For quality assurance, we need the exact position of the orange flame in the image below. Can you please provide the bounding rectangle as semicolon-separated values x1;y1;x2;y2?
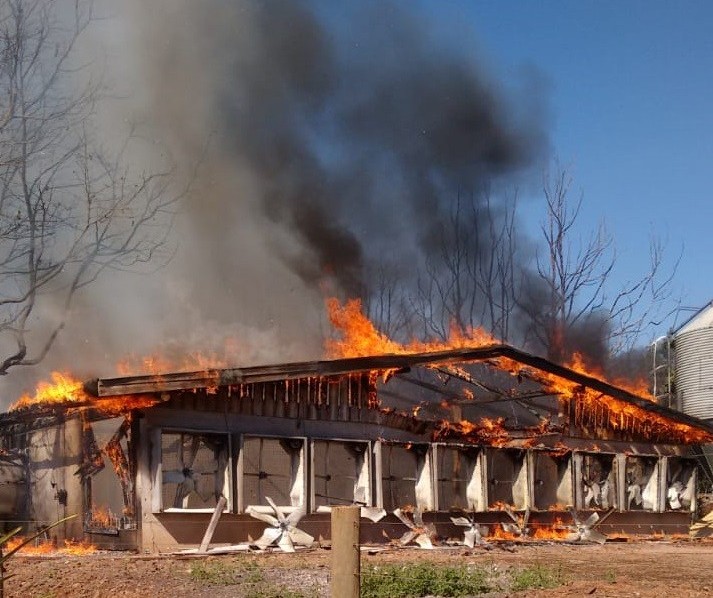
531;518;570;540
9;372;158;416
566;352;654;401
5;536;96;555
87;506;114;529
433;417;510;446
489;527;520;541
325;298;712;445
325;298;496;358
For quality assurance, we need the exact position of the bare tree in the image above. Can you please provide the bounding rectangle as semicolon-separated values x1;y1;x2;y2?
410;190;519;342
0;0;183;374
519;165;679;363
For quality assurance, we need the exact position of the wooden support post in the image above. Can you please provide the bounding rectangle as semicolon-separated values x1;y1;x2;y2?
331;506;360;598
199;495;227;553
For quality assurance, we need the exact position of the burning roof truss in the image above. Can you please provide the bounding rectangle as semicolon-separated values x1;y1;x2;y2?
72;344;713;448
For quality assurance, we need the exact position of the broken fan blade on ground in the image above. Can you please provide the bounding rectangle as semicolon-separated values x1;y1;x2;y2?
393;508;436;549
501;506;529;538
567;509;607;544
450;516;483;548
246;496;314;552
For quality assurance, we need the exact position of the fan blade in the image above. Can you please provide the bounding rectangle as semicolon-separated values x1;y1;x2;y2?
582;529;607;544
393;509;414;529
399;530;418;546
501;522;519;535
288;527;314;548
254;527;282;550
413;509;425;528
361;507;386;522
173;481;192;508
277;532;295;553
286;506;307;528
186;435;201;469
463;529;476;548
414;533;434;549
163;470;187;484
503;505;519;524
265;496;287;524
451;516;471;527
584;512;600;529
246;507;279;527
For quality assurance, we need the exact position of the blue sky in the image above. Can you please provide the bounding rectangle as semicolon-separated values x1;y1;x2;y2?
419;1;713;326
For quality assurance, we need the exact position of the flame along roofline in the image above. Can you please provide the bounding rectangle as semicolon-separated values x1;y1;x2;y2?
83;343;713;436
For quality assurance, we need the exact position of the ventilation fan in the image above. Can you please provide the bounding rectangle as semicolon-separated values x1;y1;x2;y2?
162;435;218;508
247;496;314;552
566;509;607;544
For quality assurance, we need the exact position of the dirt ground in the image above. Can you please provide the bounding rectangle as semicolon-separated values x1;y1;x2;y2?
4;540;713;597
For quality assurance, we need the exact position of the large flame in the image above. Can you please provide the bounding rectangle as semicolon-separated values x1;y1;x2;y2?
5;536;96;555
326;298;713;445
9;371;157;416
325;297;496;358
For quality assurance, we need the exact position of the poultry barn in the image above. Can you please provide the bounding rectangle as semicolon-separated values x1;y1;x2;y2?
0;340;711;553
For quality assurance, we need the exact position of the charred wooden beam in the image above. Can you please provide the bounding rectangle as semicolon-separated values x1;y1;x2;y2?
82;344;713;436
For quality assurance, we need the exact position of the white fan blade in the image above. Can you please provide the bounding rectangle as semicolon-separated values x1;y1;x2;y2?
288;527;314;548
450;517;471;527
464;529;476;548
582;529;607;544
584;512;600;528
414;533;434;549
286;507;307;528
265;496;287;524
399;530;418;546
163;470;187;484
246;507;279;527
187;436;201;469
393;509;414;529
503;505;519;524
501;522;519;535
254;527;282;549
277;532;295;553
361;507;386;522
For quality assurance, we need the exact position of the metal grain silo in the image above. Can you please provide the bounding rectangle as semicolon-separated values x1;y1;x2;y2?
675;303;713;421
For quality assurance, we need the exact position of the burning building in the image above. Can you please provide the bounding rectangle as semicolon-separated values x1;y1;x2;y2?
1;311;711;552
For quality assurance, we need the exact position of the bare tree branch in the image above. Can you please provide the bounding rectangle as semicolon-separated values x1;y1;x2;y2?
0;0;185;374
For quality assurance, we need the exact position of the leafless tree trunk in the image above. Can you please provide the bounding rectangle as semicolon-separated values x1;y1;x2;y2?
519;165;679;364
410;189;519;342
0;0;184;374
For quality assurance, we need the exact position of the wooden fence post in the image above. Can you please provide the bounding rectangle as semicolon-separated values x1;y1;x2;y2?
331;506;360;598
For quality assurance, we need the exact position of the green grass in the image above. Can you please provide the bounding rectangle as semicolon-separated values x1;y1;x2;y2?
361;562;491;598
189;559;311;597
510;564;564;591
189;560;240;585
245;587;309;598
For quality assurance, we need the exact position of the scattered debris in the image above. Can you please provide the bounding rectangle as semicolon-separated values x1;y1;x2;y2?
450;515;484;548
393;508;437;549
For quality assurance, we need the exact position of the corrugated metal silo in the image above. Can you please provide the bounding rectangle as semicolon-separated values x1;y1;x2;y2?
675;303;713;421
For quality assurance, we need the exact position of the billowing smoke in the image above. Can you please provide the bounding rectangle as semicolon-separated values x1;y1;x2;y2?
136;1;545;296
3;0;553;401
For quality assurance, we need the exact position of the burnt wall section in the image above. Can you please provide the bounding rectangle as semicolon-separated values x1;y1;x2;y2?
131;406;699;552
27;418;84;540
